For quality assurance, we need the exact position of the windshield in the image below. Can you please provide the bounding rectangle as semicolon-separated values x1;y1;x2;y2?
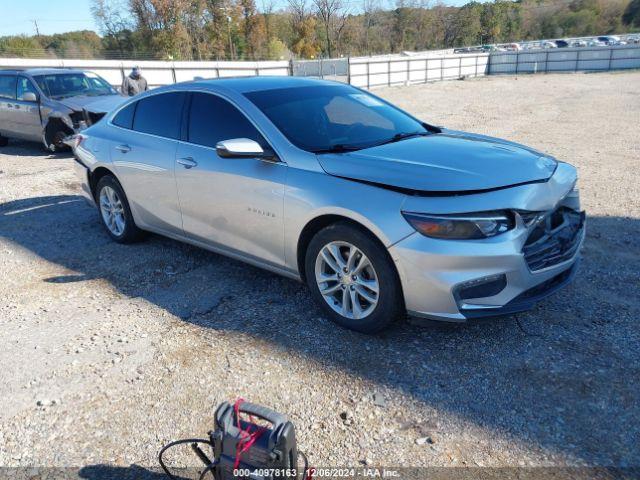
244;85;428;153
34;72;116;100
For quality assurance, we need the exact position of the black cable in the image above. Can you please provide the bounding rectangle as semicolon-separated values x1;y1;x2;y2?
158;438;215;480
298;451;309;480
198;461;219;480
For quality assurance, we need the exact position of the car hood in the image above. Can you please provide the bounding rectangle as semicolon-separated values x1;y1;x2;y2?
59;94;126;113
316;130;558;193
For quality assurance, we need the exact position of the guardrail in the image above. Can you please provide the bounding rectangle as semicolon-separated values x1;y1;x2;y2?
0;58;290;89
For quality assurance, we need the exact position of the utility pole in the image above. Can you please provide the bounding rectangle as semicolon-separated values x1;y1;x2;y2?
32;19;41;37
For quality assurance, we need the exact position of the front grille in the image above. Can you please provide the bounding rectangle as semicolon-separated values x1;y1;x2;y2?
523;207;585;271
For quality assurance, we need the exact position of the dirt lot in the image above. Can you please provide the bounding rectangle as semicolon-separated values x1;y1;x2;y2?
1;71;639;474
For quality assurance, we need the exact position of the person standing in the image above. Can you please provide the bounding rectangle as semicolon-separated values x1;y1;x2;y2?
121;66;148;96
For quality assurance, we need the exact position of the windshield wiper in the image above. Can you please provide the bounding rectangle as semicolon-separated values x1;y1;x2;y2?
312;144;363;154
373;131;430;147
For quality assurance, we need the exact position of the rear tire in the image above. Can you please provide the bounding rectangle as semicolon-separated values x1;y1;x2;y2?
95;175;146;243
304;222;403;334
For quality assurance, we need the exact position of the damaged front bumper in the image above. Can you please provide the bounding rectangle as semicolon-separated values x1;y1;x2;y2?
392;209;585;323
390;163;585;322
57;109;107;150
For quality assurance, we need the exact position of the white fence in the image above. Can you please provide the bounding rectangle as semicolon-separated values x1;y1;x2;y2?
0;58;290;88
348;53;490;88
347;44;640;88
488;44;640;74
1;43;639;91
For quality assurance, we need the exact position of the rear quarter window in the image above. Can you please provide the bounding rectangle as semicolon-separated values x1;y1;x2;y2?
112;102;136;129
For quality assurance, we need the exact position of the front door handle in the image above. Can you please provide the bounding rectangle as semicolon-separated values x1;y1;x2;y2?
115;144;131;153
177;157;197;169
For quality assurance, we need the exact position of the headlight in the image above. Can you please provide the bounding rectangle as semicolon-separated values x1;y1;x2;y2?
402;211;513;240
61;115;74;129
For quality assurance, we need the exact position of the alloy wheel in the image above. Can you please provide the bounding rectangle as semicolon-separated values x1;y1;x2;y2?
99;186;126;236
314;241;379;320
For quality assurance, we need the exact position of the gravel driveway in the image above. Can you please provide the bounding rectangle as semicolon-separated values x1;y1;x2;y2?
0;71;639;474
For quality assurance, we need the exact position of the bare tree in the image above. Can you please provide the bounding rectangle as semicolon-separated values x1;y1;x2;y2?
334;7;349;56
90;0;133;55
183;0;208;60
261;0;276;39
362;0;379;55
288;0;320;58
288;0;309;27
313;0;346;58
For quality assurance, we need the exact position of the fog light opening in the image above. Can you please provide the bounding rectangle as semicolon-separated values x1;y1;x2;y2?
455;274;507;302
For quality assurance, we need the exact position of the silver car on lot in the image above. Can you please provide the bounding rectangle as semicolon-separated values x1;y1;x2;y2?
0;68;125;151
72;77;585;333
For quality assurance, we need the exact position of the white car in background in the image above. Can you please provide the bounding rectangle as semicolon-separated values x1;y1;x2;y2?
598;35;625;46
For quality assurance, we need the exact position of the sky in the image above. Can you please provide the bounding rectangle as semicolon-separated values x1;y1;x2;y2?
0;0;99;36
0;0;491;37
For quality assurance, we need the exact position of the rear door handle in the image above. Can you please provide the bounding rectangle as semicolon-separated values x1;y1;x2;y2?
115;144;131;153
177;157;197;169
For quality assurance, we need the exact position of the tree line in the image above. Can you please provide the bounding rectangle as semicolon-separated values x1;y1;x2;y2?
1;0;639;61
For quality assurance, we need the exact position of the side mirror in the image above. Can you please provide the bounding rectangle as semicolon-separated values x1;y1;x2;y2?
22;92;38;102
216;138;265;159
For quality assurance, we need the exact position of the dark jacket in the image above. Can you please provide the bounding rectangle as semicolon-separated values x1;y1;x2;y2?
122;74;148;97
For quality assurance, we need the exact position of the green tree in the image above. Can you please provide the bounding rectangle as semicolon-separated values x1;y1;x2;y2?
623;0;640;28
0;36;47;58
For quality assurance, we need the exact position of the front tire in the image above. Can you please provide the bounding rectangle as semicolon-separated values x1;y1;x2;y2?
44;122;71;152
95;175;146;243
49;130;69;152
305;222;403;333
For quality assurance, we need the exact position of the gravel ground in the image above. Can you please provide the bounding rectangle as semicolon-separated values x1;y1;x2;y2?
0;72;639;474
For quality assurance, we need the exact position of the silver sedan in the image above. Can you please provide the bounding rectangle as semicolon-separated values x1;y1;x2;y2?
72;77;584;333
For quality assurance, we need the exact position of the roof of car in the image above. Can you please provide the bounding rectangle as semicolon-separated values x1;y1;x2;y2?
0;68;90;76
177;75;345;94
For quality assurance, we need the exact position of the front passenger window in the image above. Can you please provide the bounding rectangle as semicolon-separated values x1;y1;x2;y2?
188;92;266;149
16;77;38;101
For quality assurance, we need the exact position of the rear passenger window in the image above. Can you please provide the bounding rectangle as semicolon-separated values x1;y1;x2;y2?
132;92;185;139
112;102;136;129
0;75;17;100
188;92;265;148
